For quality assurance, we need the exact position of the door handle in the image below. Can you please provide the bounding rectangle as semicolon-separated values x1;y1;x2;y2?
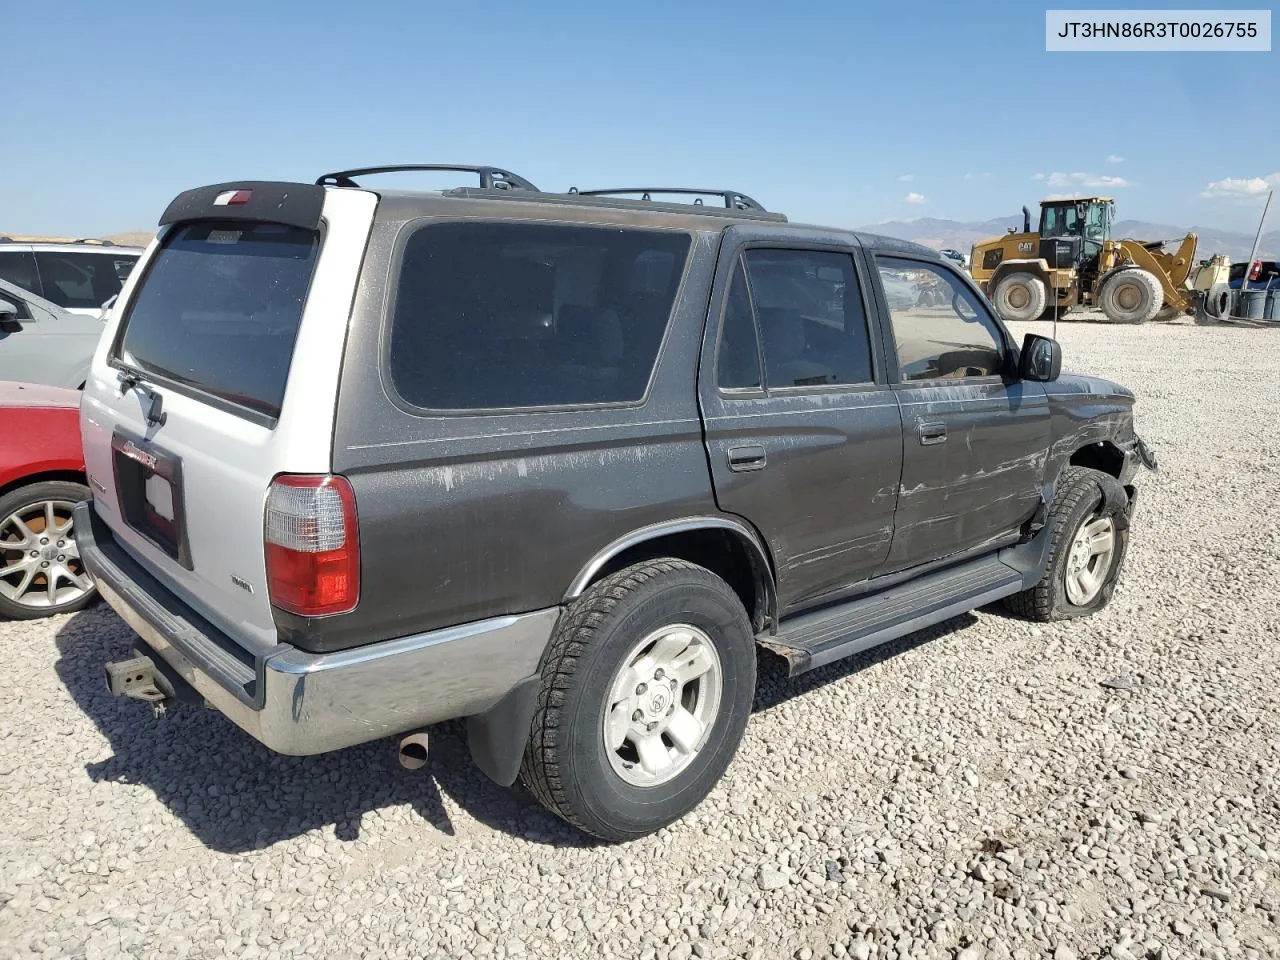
727;445;767;472
916;421;947;445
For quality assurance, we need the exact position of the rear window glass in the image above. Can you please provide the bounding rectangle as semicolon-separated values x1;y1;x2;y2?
389;221;691;409
116;221;319;419
35;251;137;310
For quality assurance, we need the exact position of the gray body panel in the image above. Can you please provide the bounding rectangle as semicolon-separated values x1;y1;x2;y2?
0;277;103;388
1042;373;1139;481
887;379;1050;570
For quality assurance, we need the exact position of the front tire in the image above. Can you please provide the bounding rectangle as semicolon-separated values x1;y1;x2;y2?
1099;269;1162;324
520;559;756;841
992;272;1048;322
1004;467;1129;622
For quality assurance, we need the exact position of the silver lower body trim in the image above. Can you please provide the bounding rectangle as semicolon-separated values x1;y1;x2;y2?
97;574;559;755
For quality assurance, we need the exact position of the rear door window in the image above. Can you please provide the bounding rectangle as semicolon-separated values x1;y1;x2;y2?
389;221;691;410
743;248;874;389
115;221;320;419
34;251;136;309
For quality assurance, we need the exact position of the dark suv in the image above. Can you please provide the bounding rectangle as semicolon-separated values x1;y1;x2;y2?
77;165;1154;840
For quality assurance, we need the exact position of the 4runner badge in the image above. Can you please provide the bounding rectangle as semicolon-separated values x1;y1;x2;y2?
119;441;157;470
230;575;254;594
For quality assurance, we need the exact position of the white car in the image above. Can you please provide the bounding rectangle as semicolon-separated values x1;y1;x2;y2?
0;241;142;317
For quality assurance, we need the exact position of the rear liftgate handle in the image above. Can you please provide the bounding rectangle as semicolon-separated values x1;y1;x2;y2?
727;444;768;472
916;420;947;446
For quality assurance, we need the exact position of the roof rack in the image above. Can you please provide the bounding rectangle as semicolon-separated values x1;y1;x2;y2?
315;164;538;191
567;187;769;213
0;236;114;245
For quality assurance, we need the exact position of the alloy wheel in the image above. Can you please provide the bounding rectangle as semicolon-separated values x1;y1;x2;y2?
602;624;723;787
0;499;94;610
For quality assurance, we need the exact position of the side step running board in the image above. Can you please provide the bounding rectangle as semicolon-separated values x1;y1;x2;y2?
762;554;1024;676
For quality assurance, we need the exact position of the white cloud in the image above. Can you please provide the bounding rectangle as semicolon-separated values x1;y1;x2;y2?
1045;171;1131;189
904;192;927;205
963;172;973;181
1200;172;1280;199
1031;172;1046;181
898;174;914;182
1106;154;1125;164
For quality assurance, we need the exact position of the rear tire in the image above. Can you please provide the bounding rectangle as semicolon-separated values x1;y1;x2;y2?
1098;269;1162;324
992;272;1048;322
1004;467;1129;622
520;559;756;841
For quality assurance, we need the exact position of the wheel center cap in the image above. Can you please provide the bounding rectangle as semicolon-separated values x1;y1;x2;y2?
647;689;669;717
40;545;58;562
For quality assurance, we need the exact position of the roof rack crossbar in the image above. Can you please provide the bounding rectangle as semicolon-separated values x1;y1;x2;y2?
568;187;768;212
316;164;539;191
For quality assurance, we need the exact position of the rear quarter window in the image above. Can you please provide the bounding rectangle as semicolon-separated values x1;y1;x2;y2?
388;221;692;410
34;250;135;309
115;221;319;419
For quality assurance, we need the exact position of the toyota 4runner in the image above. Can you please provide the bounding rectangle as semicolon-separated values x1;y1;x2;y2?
77;165;1155;841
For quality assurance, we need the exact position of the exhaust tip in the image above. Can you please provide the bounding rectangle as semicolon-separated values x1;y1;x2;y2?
398;731;430;770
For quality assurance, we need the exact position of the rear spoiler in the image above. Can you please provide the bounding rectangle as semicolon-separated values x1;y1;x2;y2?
159;181;326;231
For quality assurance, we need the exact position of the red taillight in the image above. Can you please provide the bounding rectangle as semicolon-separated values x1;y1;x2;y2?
264;475;359;617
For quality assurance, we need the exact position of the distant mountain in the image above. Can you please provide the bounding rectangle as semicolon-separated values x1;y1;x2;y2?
1;230;155;247
106;230;155;247
858;216;1278;261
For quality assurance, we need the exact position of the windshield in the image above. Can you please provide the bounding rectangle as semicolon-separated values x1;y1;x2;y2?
115;221;320;419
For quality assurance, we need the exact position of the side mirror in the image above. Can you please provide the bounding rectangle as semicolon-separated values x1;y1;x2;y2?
1019;333;1061;382
0;298;19;321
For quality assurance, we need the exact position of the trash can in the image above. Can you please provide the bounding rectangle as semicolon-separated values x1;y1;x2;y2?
1238;289;1267;320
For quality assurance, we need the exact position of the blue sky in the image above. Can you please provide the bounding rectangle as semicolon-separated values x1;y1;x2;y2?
4;0;1276;236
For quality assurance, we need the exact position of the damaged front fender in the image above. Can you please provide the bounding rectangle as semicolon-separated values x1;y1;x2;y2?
1129;436;1158;471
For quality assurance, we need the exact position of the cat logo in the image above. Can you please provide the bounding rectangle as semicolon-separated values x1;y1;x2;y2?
1018;241;1034;254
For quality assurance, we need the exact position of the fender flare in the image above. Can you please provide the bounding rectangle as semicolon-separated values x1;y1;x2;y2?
564;515;778;628
988;259;1051;293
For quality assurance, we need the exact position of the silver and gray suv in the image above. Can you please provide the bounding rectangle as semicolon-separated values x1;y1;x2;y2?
76;166;1154;841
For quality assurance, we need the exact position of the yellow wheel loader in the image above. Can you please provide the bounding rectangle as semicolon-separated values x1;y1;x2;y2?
969;197;1200;324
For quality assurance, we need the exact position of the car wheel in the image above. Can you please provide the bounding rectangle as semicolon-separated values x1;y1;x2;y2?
1004;467;1129;622
0;480;97;620
520;558;756;841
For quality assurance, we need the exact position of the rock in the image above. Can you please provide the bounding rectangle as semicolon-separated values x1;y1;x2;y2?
757;866;788;891
1100;676;1135;691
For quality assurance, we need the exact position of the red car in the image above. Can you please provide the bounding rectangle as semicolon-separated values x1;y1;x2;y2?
0;381;95;618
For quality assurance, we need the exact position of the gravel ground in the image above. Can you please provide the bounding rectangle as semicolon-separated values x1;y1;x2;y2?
3;318;1279;960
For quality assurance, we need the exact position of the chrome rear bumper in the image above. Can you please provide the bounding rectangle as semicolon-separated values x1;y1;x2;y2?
75;502;559;755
